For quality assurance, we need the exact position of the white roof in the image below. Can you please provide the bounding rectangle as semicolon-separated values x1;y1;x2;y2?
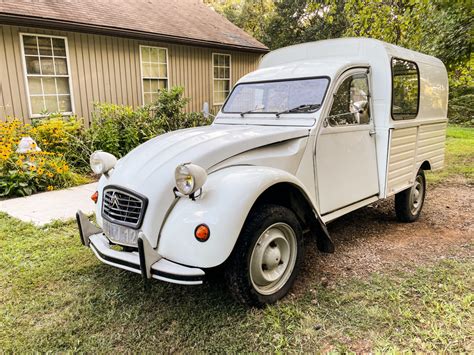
239;59;358;83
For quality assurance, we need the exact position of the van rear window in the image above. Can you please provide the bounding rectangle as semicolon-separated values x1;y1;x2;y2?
391;58;419;120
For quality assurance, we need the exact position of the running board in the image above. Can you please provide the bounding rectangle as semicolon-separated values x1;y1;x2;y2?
321;196;379;224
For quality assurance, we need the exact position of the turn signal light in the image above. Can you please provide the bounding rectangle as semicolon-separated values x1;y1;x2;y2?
91;191;99;204
195;224;210;242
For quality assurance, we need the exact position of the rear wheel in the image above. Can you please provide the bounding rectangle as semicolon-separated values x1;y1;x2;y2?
395;169;426;222
225;204;304;307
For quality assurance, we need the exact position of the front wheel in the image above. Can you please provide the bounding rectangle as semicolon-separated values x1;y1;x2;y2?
225;204;304;307
395;169;426;222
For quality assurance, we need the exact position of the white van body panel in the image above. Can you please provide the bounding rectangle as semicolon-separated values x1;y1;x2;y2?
157;166;317;268
250;38;448;198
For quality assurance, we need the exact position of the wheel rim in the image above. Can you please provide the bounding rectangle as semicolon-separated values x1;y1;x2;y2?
409;175;424;215
249;223;297;295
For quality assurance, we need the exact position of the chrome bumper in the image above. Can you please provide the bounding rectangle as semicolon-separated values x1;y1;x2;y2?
76;210;205;285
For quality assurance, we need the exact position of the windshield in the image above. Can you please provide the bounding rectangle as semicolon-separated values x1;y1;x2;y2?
222;77;330;115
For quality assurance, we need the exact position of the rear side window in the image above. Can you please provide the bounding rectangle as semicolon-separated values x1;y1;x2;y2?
391;58;419;120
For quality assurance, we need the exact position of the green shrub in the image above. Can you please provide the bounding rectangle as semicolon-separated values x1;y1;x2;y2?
88;87;212;158
87;104;162;158
151;87;212;131
448;85;474;127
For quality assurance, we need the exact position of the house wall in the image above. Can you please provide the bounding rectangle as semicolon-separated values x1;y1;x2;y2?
0;24;262;123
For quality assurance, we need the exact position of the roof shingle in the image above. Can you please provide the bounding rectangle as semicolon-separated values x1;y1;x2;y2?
0;0;268;52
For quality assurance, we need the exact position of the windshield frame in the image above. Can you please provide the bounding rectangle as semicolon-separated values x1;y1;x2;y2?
221;76;331;115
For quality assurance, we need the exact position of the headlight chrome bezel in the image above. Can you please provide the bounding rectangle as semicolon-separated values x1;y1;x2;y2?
175;163;207;197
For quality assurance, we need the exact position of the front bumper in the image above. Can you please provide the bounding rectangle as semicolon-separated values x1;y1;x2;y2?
76;210;205;285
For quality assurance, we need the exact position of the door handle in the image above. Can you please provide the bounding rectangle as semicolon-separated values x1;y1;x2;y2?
369;130;376;136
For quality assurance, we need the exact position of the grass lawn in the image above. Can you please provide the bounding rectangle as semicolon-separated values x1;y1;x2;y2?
426;125;474;185
0;125;473;352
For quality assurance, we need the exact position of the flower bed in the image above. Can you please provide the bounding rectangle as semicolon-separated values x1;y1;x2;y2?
0;86;211;198
0;119;89;197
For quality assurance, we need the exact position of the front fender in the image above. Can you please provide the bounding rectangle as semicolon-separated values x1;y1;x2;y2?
157;165;317;268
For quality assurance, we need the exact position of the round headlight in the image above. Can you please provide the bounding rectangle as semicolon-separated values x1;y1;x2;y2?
90;151;117;175
175;163;207;196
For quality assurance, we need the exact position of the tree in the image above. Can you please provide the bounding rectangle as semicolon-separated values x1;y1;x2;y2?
204;0;276;45
343;0;432;49
420;0;472;69
343;0;472;71
265;0;349;49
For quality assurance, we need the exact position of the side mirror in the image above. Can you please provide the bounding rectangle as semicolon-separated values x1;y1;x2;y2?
202;102;215;119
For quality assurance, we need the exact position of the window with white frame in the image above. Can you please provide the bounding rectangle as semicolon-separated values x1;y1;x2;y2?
140;46;168;105
20;34;73;117
213;53;231;105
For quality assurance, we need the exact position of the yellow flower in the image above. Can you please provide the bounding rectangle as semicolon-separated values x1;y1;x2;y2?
47;186;54;191
37;168;44;175
29;165;36;172
46;172;53;178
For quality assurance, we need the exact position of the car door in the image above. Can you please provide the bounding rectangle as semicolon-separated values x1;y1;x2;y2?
315;68;379;215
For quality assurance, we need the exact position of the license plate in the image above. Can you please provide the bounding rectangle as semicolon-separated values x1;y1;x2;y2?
103;219;139;246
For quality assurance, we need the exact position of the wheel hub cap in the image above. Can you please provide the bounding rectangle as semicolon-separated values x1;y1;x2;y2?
410;175;424;215
249;223;297;295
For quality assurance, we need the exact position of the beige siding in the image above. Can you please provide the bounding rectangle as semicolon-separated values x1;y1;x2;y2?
0;24;262;123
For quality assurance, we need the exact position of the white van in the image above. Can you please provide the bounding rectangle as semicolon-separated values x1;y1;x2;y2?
77;38;448;307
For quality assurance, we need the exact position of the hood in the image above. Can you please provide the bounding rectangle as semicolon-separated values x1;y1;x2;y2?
103;124;309;247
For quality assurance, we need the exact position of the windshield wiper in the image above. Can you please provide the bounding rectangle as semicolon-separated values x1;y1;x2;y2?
240;108;263;117
275;104;321;117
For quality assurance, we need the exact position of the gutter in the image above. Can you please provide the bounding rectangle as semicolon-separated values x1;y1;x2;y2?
0;13;270;54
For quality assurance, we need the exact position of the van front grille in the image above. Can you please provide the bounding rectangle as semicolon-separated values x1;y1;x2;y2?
102;187;147;229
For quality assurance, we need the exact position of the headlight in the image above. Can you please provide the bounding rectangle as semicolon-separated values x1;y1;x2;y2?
90;151;117;175
175;163;207;196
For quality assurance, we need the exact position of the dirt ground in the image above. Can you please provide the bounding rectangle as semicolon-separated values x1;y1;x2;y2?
294;178;474;291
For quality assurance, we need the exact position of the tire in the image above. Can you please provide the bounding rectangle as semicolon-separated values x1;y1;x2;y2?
225;204;304;307
395;169;426;222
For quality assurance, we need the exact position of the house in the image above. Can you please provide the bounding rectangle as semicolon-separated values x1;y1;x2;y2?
0;0;268;123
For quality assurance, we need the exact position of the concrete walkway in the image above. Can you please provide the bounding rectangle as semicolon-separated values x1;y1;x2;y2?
0;182;98;226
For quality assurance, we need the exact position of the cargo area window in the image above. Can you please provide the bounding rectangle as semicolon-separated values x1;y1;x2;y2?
327;73;370;126
20;34;73;117
391;58;419;120
140;46;168;105
213;53;231;105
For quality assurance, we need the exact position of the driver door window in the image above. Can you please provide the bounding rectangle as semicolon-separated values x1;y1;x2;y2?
328;74;370;126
